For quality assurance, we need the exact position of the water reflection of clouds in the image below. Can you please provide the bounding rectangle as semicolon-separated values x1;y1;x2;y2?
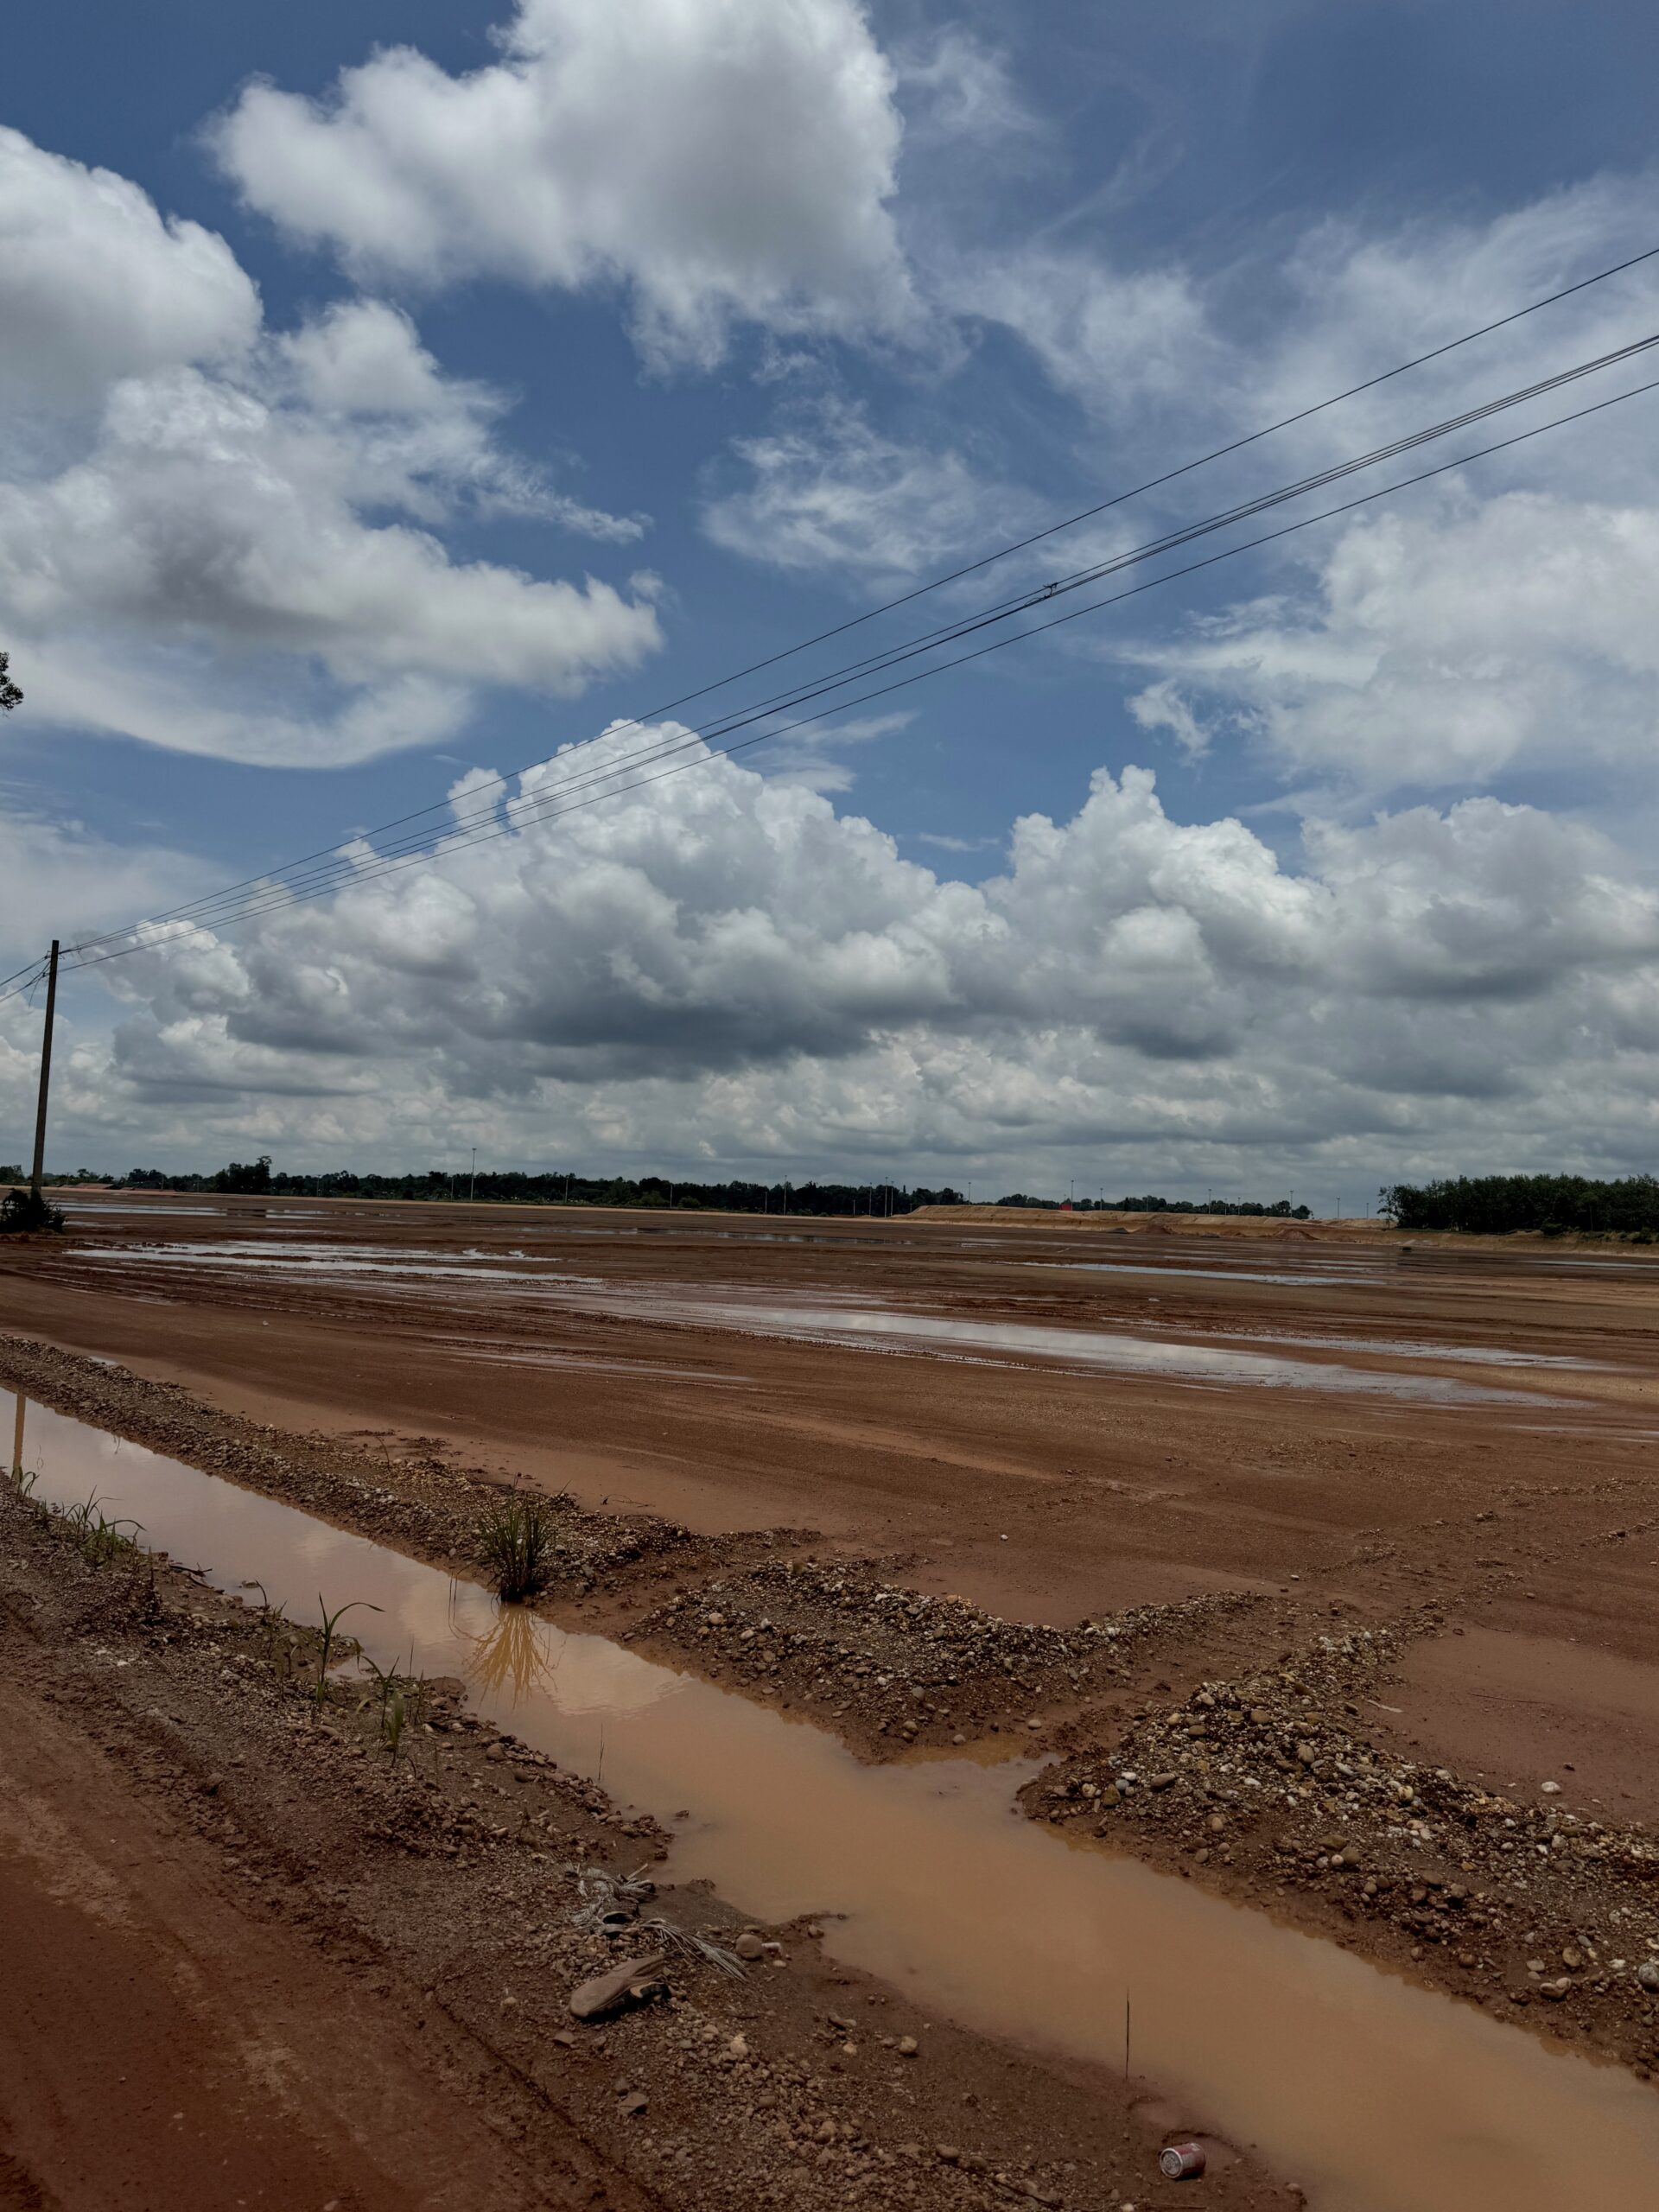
84;1240;594;1288
672;1301;1559;1407
86;1240;1573;1406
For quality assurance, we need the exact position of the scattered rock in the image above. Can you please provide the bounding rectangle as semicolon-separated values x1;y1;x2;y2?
632;1562;1255;1753
1023;1618;1659;2068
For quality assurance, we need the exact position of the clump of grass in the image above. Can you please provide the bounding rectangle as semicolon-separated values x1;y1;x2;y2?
311;1593;381;1716
475;1490;560;1602
57;1491;143;1565
361;1649;425;1763
248;1583;293;1671
382;1682;409;1761
251;1592;307;1672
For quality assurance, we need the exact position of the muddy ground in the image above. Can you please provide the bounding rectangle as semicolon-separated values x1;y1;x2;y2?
1;1381;1277;2212
5;1198;1659;2199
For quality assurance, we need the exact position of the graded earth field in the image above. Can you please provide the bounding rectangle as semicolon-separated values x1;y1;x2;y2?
5;1197;1659;2210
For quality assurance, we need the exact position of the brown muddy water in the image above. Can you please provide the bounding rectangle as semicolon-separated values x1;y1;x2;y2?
9;1385;1659;2212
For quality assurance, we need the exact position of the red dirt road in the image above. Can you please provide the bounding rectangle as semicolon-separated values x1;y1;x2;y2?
0;1669;597;2212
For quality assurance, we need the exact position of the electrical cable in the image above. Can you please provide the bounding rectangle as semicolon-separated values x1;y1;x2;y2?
58;352;1659;960
64;326;1659;957
0;963;48;1010
55;361;1659;984
60;242;1659;959
0;957;48;995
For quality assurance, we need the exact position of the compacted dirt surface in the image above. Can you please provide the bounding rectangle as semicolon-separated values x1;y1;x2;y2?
6;1195;1659;2203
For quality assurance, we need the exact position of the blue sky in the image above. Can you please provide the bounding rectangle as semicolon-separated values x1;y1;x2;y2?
3;0;1659;1197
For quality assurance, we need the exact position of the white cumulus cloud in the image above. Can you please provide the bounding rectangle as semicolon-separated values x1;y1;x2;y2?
944;175;1659;804
0;130;660;768
0;124;260;407
211;0;918;369
22;734;1659;1189
1116;489;1659;794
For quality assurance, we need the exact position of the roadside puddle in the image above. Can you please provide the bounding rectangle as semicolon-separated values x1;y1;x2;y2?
10;1383;1659;2212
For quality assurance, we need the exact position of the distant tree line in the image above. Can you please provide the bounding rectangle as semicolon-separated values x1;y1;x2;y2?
26;1157;963;1216
2;1157;1321;1217
1382;1174;1659;1236
28;1157;1657;1233
996;1192;1313;1218
0;1164;103;1185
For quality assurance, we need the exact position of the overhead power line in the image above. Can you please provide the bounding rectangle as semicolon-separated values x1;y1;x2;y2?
38;354;1659;996
56;240;1659;965
56;326;1659;968
0;957;49;996
76;321;1659;955
0;969;51;1011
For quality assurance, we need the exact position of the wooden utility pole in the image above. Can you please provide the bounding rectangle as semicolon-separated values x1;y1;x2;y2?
29;941;60;1199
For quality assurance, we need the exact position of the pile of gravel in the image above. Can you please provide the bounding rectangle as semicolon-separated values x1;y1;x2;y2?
631;1559;1255;1749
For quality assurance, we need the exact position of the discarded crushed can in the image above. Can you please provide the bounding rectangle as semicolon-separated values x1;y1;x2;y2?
1160;2143;1206;2180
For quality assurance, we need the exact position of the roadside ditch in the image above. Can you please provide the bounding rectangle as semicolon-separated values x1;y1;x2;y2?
7;1356;1659;2211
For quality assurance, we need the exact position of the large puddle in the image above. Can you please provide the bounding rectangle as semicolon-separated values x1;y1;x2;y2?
666;1300;1565;1402
61;1201;232;1217
1197;1330;1598;1370
9;1387;1659;2211
80;1243;1566;1406
1037;1259;1401;1288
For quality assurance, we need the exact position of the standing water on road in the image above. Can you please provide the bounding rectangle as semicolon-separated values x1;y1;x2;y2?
10;1384;1659;2212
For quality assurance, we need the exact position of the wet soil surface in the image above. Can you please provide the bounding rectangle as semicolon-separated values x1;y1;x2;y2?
5;1198;1659;2183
